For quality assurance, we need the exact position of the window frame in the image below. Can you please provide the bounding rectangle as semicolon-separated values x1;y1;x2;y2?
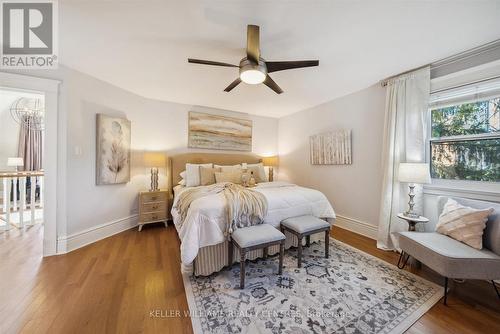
425;96;500;200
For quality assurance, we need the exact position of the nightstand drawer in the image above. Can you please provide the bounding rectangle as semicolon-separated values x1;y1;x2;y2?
138;189;169;231
142;202;166;213
140;211;167;223
141;192;167;203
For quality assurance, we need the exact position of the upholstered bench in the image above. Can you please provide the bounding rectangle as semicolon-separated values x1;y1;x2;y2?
281;215;331;267
230;224;286;289
398;196;500;305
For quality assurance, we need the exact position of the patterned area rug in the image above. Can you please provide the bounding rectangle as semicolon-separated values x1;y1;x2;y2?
183;238;443;334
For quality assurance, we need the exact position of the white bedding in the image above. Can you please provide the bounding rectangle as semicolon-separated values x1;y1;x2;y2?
172;181;335;265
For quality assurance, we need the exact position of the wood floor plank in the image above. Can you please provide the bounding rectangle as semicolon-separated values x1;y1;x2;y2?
1;224;498;333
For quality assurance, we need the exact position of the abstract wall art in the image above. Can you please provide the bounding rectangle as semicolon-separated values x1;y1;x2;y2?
309;129;352;165
188;111;252;151
96;114;131;184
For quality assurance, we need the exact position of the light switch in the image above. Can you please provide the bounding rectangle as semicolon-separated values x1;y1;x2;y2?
74;146;82;156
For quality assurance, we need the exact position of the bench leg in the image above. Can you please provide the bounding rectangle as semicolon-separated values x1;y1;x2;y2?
306;235;311;247
228;241;233;267
397;251;410;269
297;236;303;268
279;242;284;275
325;230;329;258
263;247;268;259
240;250;246;289
492;281;500;300
444;277;448;305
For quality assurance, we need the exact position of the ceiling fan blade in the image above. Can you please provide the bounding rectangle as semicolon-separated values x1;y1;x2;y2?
263;75;283;94
246;25;260;64
224;78;242;92
265;60;319;73
188;58;238;68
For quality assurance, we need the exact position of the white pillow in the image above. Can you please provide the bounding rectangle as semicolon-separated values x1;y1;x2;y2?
436;199;493;249
246;163;266;182
185;163;212;187
214;164;241;173
178;171;187;186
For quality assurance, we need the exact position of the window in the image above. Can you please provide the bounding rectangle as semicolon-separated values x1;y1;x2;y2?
430;97;499;182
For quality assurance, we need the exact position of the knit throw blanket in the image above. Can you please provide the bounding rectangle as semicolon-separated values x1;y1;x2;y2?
174;183;268;237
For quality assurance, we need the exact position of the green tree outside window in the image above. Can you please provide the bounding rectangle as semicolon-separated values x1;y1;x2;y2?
431;98;500;182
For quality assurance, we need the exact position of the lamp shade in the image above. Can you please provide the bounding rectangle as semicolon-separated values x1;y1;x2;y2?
7;157;24;167
262;156;278;167
398;163;431;184
143;152;166;168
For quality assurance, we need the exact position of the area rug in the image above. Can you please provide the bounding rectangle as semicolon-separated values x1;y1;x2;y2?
183;238;443;334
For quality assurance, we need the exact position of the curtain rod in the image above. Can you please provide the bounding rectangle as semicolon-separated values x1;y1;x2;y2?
380;64;430;86
380;39;500;87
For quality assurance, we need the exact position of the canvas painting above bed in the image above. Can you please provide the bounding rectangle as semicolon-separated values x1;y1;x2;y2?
188;112;252;151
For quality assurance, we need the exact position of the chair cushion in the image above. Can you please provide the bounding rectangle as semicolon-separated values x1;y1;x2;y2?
399;231;500;280
281;215;330;234
232;224;285;248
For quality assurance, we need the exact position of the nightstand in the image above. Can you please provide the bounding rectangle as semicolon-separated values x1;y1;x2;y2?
138;189;168;231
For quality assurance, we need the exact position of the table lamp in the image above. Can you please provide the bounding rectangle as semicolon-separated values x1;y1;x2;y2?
398;162;431;218
143;152;166;191
262;156;279;182
7;157;24;171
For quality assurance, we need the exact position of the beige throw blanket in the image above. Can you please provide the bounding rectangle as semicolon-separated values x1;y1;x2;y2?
174;183;268;237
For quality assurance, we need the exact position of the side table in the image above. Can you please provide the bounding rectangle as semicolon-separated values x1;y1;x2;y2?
396;213;429;269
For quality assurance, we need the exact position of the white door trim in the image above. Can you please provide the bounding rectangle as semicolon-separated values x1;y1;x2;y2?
0;71;63;256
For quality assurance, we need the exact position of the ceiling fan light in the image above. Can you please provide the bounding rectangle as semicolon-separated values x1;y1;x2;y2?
240;69;266;84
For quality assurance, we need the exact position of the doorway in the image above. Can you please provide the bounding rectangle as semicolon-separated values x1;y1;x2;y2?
0;71;61;256
0;88;45;231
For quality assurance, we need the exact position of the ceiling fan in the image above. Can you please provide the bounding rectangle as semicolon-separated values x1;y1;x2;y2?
188;25;319;94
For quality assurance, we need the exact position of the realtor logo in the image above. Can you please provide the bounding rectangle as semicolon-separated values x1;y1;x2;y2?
1;0;58;68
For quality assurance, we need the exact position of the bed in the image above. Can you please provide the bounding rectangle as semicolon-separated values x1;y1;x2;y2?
168;153;336;276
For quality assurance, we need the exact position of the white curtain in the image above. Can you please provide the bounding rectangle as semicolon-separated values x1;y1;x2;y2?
377;67;430;250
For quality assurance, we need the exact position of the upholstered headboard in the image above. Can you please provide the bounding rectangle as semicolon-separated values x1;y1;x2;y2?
168;152;262;195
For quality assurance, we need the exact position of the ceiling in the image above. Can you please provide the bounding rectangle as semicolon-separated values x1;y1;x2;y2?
59;0;500;118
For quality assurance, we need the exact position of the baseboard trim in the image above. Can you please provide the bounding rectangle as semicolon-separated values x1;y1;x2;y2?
57;214;138;253
56;213;375;253
334;215;378;240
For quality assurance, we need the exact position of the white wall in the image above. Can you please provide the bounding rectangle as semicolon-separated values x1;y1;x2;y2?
278;84;386;237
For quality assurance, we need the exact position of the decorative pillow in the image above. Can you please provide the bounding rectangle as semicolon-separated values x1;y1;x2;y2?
246;163;267;183
178;171;187;185
436;199;493;249
214;164;241;173
200;166;221;186
215;170;243;184
185;163;213;187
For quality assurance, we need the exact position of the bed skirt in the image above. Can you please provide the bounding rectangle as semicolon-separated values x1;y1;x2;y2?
183;230;324;276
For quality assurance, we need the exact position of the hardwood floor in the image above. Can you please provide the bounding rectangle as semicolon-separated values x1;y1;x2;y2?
1;224;499;333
